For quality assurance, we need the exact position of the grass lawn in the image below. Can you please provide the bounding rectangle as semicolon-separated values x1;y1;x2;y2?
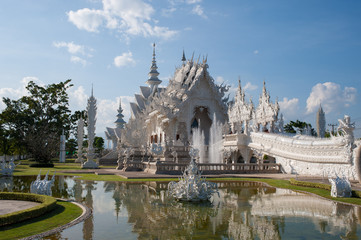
0;200;83;240
11;159;361;206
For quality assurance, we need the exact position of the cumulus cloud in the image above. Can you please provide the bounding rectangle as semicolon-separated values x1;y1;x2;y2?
67;0;178;40
306;82;357;114
53;41;87;55
279;97;300;120
243;82;257;91
53;41;93;65
70;56;87;66
114;51;136;67
192;5;207;18
186;0;202;4
0;77;44;110
68;8;104;33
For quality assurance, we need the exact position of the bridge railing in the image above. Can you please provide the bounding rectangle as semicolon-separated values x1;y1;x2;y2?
134;161;281;175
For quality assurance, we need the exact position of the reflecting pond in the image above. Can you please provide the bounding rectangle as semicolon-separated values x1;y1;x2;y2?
1;176;361;239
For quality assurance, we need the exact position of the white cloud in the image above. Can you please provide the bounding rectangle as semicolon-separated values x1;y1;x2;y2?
186;0;202;4
162;7;176;17
0;77;43;110
279;97;300;120
67;8;105;33
306;82;357;114
114;52;136;67
253;50;259;55
243;82;257;91
68;85;88;110
53;41;86;55
191;5;207;19
67;0;178;40
70;56;87;66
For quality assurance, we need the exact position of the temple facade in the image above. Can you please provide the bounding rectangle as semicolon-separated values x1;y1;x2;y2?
101;45;361;182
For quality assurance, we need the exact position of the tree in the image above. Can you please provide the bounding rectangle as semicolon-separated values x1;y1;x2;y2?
284;120;316;136
0;121;15;160
66;138;77;157
94;136;104;154
0;80;73;163
81;136;104;155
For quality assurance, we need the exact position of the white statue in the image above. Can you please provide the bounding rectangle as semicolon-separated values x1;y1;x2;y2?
76;117;84;163
30;170;56;196
82;87;99;169
0;158;20;176
59;129;66;163
329;175;352;198
168;148;219;201
337;115;355;141
151;143;163;155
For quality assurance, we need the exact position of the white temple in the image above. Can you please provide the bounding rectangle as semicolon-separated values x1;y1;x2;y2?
102;45;361;183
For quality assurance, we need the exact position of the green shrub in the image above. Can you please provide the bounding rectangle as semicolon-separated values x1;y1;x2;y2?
0;192;57;226
352;190;361;198
29;163;54;168
289;178;331;191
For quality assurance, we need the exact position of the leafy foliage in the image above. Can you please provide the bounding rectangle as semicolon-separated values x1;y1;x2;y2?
284;120;316;136
0;80;73;163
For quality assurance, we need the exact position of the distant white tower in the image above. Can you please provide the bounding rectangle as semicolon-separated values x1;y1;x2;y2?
115;99;126;129
145;43;162;94
76;117;84;163
59;130;66;163
82;86;99;169
316;104;326;138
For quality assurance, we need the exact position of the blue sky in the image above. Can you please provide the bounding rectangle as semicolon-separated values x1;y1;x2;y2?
0;0;360;138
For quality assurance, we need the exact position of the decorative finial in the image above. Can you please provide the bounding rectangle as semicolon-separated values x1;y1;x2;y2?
91;84;94;97
182;49;186;63
146;42;162;90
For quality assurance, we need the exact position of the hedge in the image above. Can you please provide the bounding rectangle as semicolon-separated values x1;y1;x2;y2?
0;192;57;226
289;178;331;191
289;178;361;199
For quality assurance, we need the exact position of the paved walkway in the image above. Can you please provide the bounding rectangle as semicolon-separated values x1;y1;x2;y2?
0;200;39;215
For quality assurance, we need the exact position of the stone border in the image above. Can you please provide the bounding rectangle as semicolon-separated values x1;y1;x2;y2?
20;199;92;240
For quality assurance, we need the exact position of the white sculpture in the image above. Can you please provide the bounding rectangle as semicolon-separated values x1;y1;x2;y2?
82;87;99;169
168;148;219;201
329;175;352;198
0;158;20;176
151;143;163;155
228;79;254;135
316;105;326;138
59;129;66;163
76;117;84;163
30;170;55;196
337;115;355;142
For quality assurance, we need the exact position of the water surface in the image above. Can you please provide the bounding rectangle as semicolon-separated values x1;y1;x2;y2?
1;176;360;239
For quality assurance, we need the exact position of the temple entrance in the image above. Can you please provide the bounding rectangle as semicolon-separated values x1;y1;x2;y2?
191;106;212;145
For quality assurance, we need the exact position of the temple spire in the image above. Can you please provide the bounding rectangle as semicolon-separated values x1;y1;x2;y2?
115;98;126;129
145;43;162;91
182;49;186;65
316;104;326;138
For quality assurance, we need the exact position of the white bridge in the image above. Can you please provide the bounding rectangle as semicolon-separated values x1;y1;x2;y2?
223;132;361;180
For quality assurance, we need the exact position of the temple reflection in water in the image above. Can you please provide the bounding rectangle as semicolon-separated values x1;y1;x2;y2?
2;176;361;239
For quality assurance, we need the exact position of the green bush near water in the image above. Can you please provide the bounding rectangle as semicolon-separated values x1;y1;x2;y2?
0;192;57;226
